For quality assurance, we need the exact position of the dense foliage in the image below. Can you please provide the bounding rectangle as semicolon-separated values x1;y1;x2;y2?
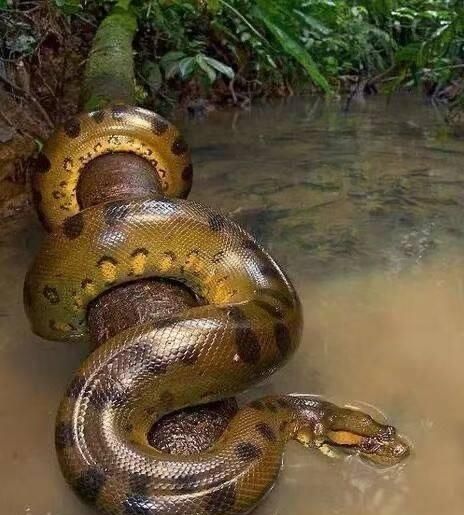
127;0;464;102
1;0;464;107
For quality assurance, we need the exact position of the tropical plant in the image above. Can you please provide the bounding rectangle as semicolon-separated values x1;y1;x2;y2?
3;0;464;110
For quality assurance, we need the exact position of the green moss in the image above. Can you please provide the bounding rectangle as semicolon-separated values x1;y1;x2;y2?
80;6;138;112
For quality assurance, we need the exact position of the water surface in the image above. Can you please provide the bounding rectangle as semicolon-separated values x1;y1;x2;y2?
2;95;463;514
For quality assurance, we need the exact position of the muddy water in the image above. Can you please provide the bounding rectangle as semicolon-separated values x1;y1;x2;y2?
2;95;464;514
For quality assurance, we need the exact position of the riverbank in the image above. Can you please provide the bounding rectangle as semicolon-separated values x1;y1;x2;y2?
1;1;463;215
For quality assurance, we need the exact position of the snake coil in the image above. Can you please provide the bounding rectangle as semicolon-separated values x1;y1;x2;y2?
24;105;409;515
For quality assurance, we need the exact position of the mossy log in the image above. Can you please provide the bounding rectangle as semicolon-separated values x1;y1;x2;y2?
80;3;138;112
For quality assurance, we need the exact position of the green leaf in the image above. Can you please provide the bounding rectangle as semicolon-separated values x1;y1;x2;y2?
160;51;186;79
160;51;186;67
202;56;235;79
53;0;82;15
253;4;331;93
294;10;331;36
196;55;217;83
178;56;195;79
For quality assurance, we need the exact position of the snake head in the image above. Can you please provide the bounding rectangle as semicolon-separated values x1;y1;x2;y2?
322;405;410;466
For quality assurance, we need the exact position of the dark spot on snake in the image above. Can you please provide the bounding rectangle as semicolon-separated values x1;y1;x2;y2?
111;105;128;120
66;375;86;399
103;201;132;226
228;308;261;364
253;299;284;320
123;494;153;515
236;328;261;364
258;261;281;281
204;484;237;514
97;255;118;267
63;213;84;239
171;136;188;156
274;322;292;356
182;164;193;181
228;306;261;363
55;422;74;450
52;190;62;199
35;152;51;174
256;422;277;442
243;239;261;252
81;278;93;289
208;213;228;232
91;110;105;123
151;117;169;135
235;442;262;462
42;285;60;304
64;117;81;138
129;473;150;496
249;400;266;411
74;468;105;504
131;247;149;258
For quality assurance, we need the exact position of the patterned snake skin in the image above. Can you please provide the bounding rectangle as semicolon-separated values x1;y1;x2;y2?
24;106;409;515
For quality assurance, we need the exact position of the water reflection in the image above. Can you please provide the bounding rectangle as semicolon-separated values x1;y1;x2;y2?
1;95;463;514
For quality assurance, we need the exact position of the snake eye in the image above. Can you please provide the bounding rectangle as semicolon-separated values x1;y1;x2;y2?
380;425;396;440
393;445;404;456
360;438;381;454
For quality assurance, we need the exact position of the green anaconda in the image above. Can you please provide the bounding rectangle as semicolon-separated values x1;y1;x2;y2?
24;106;409;515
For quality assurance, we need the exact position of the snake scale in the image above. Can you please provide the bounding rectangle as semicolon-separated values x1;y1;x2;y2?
24;106;409;515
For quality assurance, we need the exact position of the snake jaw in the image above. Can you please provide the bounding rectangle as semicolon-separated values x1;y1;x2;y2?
325;425;410;466
357;432;410;466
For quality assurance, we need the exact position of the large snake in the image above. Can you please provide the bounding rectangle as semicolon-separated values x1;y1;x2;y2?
24;106;409;515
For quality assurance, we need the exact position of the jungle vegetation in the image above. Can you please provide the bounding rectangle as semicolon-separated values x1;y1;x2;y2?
1;0;464;112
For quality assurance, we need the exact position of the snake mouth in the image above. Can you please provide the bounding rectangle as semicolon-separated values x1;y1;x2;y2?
326;427;411;466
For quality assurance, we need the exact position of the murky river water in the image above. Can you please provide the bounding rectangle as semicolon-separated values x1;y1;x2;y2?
2;95;464;514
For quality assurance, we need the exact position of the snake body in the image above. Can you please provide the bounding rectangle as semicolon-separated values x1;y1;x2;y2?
25;106;409;515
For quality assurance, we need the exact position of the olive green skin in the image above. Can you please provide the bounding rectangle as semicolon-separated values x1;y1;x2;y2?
24;107;409;515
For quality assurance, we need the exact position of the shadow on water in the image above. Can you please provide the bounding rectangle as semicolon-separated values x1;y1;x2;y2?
1;95;464;514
